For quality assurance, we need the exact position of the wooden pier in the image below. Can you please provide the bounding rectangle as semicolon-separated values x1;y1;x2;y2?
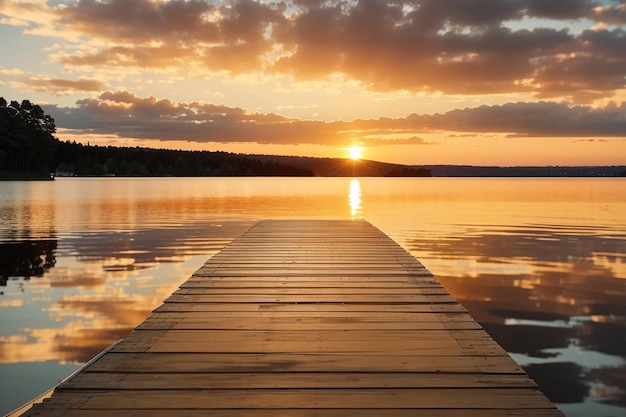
21;219;563;416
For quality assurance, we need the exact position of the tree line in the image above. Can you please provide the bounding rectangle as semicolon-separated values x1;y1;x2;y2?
55;142;313;177
0;98;57;176
0;98;313;177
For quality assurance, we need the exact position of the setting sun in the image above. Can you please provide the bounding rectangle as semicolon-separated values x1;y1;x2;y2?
347;145;363;160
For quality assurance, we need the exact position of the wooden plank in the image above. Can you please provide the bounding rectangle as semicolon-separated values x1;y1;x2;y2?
44;388;556;409
87;352;524;373
153;302;467;313
145;311;475;320
24;410;567;417
113;330;505;355
183;274;434;282
137;318;482;332
19;219;562;417
200;258;427;266
61;372;538;390
163;294;457;303
194;268;430;273
172;287;450;295
117;342;504;356
120;329;494;342
180;279;441;288
200;258;422;264
136;315;482;331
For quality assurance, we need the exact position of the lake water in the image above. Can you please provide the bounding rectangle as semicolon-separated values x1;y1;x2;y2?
0;177;625;416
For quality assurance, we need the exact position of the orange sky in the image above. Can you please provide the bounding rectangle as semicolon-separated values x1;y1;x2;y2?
1;0;625;166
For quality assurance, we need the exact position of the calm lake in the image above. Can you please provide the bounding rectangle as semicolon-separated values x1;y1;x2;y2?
1;177;625;416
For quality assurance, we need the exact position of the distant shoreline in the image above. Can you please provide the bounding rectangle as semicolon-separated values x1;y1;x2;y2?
0;173;54;181
2;165;624;180
422;165;626;177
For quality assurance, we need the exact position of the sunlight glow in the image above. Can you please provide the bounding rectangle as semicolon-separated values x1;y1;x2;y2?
347;145;363;160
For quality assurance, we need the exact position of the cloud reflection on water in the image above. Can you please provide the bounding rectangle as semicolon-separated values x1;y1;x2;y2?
0;221;252;365
405;223;626;409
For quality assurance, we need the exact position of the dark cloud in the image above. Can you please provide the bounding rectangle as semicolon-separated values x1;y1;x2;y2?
524;0;596;19
406;101;626;136
45;91;626;145
56;0;286;73
33;0;625;101
530;29;626;101
59;0;219;43
273;0;622;101
593;3;626;24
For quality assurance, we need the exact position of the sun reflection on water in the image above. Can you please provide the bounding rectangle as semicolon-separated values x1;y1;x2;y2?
349;179;362;218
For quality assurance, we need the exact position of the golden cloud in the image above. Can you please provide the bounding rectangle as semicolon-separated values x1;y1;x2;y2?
3;0;625;101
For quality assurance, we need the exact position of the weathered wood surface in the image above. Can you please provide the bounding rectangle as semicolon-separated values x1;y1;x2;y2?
22;219;563;416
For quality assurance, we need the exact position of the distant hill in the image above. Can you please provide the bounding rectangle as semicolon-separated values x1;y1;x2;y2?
237;155;625;177
424;165;626;177
253;155;430;177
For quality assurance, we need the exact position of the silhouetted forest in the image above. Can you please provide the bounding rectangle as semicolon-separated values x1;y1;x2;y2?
0;98;313;177
0;98;57;176
54;142;314;177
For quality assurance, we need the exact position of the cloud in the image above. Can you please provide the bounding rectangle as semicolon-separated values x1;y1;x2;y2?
405;101;626;136
26;77;107;95
593;4;626;25
46;90;350;146
525;0;596;20
358;135;431;146
4;0;626;102
0;0;54;25
54;0;286;73
0;67;24;76
532;28;626;102
45;91;626;146
0;65;106;95
273;1;621;101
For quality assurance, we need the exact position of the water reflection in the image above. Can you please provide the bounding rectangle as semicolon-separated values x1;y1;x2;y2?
349;179;362;218
404;223;626;411
1;177;625;417
0;240;57;286
0;221;251;366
